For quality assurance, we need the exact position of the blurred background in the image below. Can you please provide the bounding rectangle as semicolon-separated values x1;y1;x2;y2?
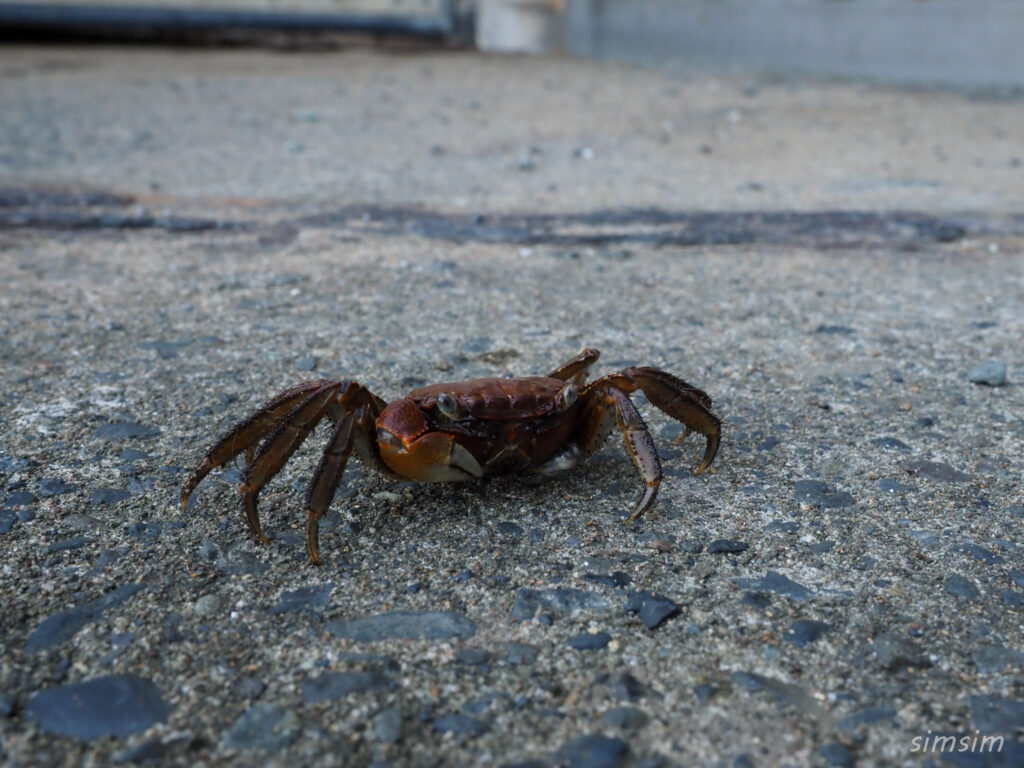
2;0;1022;88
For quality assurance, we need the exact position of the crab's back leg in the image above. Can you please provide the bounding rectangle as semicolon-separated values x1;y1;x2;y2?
240;384;345;543
602;367;721;476
181;380;337;510
547;347;601;386
576;384;662;522
304;409;358;565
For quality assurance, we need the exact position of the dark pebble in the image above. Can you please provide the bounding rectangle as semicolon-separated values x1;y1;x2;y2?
741;591;771;609
221;703;300;750
1000;589;1024;608
230;676;266;699
737;571;812;601
872;631;931;670
764;520;799;534
0;456;35;473
26;583;146;653
783;619;832;647
967;694;1024;733
25;674;170;739
372;707;403;743
601;706;649;730
582;571;632;589
497;521;523;539
463;692;509;715
871;436;910;452
117;448;149;461
512;587;611;621
808;540;835;554
302;671;392;703
836;705;896;732
0;693;15;718
126;521;162;540
271;583;334;614
505;641;538;666
968;360;1008;386
17;508;35;522
463;336;494;354
91;422;161;441
793;479;855;509
1010;569;1024;589
555;733;629;768
708;539;749;554
730;671;813;711
5;490;38;506
568;631;611;651
972;644;1024;674
944;573;980;600
818;742;854;767
0;509;16;533
625;591;681;629
456;647;492;665
45;537;93;553
909;532;937;548
325;611;476;641
39;477;77;497
91;488;131;505
432;713;489;736
598;672;648;702
138;340;183;359
901;460;972;483
954;542;1004;565
111;737;172;763
815;324;854;335
877;478;910;493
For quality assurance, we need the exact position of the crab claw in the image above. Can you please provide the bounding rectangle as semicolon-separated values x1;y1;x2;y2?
376;398;484;482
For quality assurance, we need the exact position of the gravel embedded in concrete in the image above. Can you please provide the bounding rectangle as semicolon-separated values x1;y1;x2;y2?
1;44;1023;768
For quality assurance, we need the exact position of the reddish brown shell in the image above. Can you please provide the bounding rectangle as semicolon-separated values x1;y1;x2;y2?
407;376;565;420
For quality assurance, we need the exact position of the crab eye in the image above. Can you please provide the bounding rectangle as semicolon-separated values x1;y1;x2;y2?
556;383;579;410
436;392;462;420
376;429;404;448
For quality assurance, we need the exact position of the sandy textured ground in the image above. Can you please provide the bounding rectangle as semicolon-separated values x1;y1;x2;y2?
1;45;1022;768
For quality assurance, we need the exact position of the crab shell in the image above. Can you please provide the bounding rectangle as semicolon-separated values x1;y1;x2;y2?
375;376;580;482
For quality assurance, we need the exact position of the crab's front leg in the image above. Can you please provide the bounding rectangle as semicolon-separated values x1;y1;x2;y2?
576;385;663;522
606;367;721;475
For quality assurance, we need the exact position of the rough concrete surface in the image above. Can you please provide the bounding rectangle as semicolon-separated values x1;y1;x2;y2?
1;46;1023;768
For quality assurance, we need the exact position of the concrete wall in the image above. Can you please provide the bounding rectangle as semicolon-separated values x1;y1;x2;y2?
565;0;1024;88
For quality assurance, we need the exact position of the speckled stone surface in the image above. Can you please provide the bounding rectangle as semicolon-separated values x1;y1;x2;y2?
1;45;1022;768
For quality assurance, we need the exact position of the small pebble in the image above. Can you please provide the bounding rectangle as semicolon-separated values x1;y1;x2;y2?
25;675;170;739
944;573;980;600
567;631;611;651
194;594;222;616
432;713;489;736
372;707;403;743
709;539;749;554
968;360;1008;386
556;733;628;768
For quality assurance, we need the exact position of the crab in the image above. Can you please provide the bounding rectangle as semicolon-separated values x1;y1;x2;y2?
181;348;721;564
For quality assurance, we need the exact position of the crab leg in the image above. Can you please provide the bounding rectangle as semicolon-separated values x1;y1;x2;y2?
240;384;344;543
304;411;358;565
605;367;721;476
576;385;662;522
547;347;601;385
180;380;336;510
